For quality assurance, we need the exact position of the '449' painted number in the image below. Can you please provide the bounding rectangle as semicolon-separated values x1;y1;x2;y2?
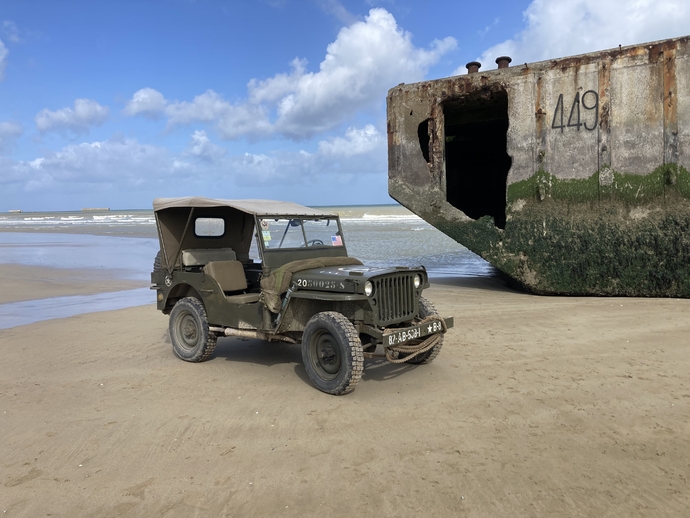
552;91;599;132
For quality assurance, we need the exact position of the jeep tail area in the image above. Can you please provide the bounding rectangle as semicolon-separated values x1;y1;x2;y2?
151;197;453;395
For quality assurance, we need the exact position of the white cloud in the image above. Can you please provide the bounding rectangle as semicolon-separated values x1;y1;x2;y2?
0;156;24;185
2;136;180;192
124;8;455;141
0;121;23;152
478;0;690;67
123;88;273;139
233;152;288;183
318;124;382;157
175;123;386;185
31;138;171;184
165;90;273;139
247;58;308;105
35;99;110;134
1;122;386;196
0;39;7;81
318;0;359;25
163;91;225;124
122;87;167;119
478;18;500;38
232;124;386;184
2;21;20;43
213;104;274;140
260;8;456;138
185;130;227;161
0;121;22;138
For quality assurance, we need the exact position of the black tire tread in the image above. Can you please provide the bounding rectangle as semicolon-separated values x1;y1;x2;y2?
302;311;364;395
169;297;217;362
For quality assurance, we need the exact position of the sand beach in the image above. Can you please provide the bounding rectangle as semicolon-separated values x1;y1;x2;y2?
2;265;689;516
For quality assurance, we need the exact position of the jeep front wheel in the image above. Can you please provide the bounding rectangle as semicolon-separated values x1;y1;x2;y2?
169;297;217;362
301;312;364;395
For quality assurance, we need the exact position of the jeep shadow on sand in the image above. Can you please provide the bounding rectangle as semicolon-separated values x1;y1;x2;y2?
151;197;453;395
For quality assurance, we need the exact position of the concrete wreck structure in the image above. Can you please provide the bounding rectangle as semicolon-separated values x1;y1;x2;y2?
388;36;690;297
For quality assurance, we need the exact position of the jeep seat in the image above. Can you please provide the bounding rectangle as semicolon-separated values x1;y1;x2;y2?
203;260;261;304
182;248;237;267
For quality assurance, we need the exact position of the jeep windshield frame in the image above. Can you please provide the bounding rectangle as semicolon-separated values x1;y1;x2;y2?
256;215;349;269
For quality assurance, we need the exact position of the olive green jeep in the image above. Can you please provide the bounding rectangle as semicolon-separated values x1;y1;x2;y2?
151;197;453;395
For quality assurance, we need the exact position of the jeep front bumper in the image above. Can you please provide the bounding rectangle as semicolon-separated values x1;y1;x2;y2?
383;317;453;346
357;316;454;346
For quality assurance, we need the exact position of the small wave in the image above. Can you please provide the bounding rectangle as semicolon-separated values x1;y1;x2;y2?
340;215;426;226
93;214;154;220
93;215;127;220
0;211;156;230
362;213;424;221
0;219;56;225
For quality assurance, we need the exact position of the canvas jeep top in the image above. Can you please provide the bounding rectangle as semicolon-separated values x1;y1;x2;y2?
151;196;452;395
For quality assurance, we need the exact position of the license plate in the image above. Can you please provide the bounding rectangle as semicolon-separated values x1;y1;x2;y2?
384;319;445;347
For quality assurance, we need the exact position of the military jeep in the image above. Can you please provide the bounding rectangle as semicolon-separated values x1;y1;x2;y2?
151;197;452;395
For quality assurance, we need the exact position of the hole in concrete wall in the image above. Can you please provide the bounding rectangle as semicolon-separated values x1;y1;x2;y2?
418;119;430;163
444;89;511;229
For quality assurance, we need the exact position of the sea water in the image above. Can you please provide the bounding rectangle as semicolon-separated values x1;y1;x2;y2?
0;205;495;328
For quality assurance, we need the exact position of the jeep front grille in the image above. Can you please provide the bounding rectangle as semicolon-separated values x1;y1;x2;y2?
373;274;416;325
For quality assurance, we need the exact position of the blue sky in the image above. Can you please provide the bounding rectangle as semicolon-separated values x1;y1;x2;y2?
1;0;688;211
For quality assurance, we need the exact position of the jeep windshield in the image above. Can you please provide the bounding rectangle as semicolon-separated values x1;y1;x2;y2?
258;217;344;250
256;215;349;268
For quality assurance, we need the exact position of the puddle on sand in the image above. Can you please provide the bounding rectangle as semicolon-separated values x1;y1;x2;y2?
0;288;153;330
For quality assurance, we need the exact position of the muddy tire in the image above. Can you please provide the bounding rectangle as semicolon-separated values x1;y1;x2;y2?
169;297;217;362
402;297;443;365
302;312;364;395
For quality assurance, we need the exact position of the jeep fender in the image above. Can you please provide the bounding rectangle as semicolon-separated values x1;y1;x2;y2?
162;283;202;314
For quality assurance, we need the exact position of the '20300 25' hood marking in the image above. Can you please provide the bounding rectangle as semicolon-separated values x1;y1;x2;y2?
292;265;424;292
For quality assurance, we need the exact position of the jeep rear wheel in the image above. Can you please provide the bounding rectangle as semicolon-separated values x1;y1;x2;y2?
153;250;162;270
169;297;217;362
401;297;443;365
302;312;364;395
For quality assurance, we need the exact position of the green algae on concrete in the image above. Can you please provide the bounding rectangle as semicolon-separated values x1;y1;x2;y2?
501;203;690;296
434;165;690;297
507;165;690;206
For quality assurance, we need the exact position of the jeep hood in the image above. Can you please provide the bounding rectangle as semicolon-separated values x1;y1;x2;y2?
292;265;427;294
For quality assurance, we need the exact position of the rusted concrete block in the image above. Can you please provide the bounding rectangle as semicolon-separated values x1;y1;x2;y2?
388;35;690;296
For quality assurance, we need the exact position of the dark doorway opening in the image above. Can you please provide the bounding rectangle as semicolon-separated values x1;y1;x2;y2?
444;89;511;229
418;119;430;163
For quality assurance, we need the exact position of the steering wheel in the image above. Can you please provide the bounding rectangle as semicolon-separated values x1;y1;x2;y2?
306;239;324;247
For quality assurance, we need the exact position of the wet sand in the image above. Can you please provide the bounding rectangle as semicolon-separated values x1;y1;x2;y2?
1;275;690;516
0;264;147;304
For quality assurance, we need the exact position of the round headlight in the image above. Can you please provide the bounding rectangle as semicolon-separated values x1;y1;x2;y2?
364;281;374;297
413;274;421;289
